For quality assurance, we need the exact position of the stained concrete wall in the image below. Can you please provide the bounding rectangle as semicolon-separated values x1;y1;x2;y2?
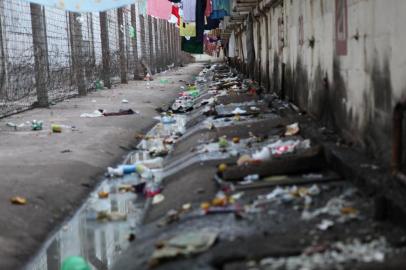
229;0;406;163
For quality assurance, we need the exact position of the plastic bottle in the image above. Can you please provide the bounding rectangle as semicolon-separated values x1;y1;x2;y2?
61;256;91;270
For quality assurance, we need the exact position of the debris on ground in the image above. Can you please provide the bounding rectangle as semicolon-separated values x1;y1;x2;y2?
259;238;390;270
149;231;218;266
10;196;27;205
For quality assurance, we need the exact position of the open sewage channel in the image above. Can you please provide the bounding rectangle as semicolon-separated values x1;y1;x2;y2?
25;64;406;270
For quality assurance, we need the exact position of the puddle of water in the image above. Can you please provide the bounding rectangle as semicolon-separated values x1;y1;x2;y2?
25;173;145;270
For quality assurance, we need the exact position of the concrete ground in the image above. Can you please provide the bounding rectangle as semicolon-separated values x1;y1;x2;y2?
0;63;204;269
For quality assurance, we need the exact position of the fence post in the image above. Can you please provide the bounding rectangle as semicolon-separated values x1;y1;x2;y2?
30;3;48;107
117;8;128;83
171;24;176;65
147;15;154;73
69;12;86;96
130;4;141;79
175;27;180;64
163;21;168;67
166;22;171;65
160;20;165;69
159;20;165;69
153;18;159;72
139;15;146;62
99;11;111;88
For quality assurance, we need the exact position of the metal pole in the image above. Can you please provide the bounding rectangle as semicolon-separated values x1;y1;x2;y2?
139;15;146;61
99;11;111;88
69;12;86;95
166;22;172;65
30;3;49;106
117;8;128;83
170;24;175;65
147;15;154;73
153;18;159;72
130;4;141;79
159;19;165;69
164;21;169;67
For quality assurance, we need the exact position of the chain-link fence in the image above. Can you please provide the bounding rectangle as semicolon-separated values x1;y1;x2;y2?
0;0;193;117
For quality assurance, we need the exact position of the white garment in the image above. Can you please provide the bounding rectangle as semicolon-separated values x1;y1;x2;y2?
228;30;236;57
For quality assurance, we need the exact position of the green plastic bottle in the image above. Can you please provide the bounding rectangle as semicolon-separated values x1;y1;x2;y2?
61;256;91;270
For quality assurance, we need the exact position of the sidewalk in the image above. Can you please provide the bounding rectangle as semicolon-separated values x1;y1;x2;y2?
0;63;204;269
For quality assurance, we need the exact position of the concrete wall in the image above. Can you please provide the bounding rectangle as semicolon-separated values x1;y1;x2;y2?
229;0;406;162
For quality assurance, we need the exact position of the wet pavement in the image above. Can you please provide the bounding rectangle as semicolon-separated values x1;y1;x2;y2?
26;63;406;269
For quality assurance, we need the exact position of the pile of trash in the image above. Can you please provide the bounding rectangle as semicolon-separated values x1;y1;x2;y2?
258;238;390;270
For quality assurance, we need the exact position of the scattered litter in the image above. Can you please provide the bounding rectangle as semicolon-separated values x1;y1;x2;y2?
317;219;334;230
31;120;43;131
96;211;127;221
152;194;165;205
159;79;169;84
231;107;246;114
285;122;300;136
237;154;252;166
218;136;229;148
60;149;72;153
303;173;323;179
251;139;311;161
118;184;134;193
302;189;359;222
360;163;379;170
128;233;136;242
243;174;259;182
182;203;192;211
10;196;27;205
218;163;228;172
80;110;104;118
259;238;389;269
98;191;109;199
122;99;129;103
62;256;91;270
103;109;136;116
51;124;62;133
149;231;218;265
107;164;153;179
161;115;176;124
6;120;43;131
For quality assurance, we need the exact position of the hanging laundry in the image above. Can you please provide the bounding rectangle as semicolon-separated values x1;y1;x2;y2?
180;19;196;37
195;0;207;40
182;37;203;53
210;0;230;19
137;0;147;16
182;0;197;22
204;0;212;17
147;0;172;20
23;0;134;11
182;0;206;53
228;30;236;57
169;5;180;25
